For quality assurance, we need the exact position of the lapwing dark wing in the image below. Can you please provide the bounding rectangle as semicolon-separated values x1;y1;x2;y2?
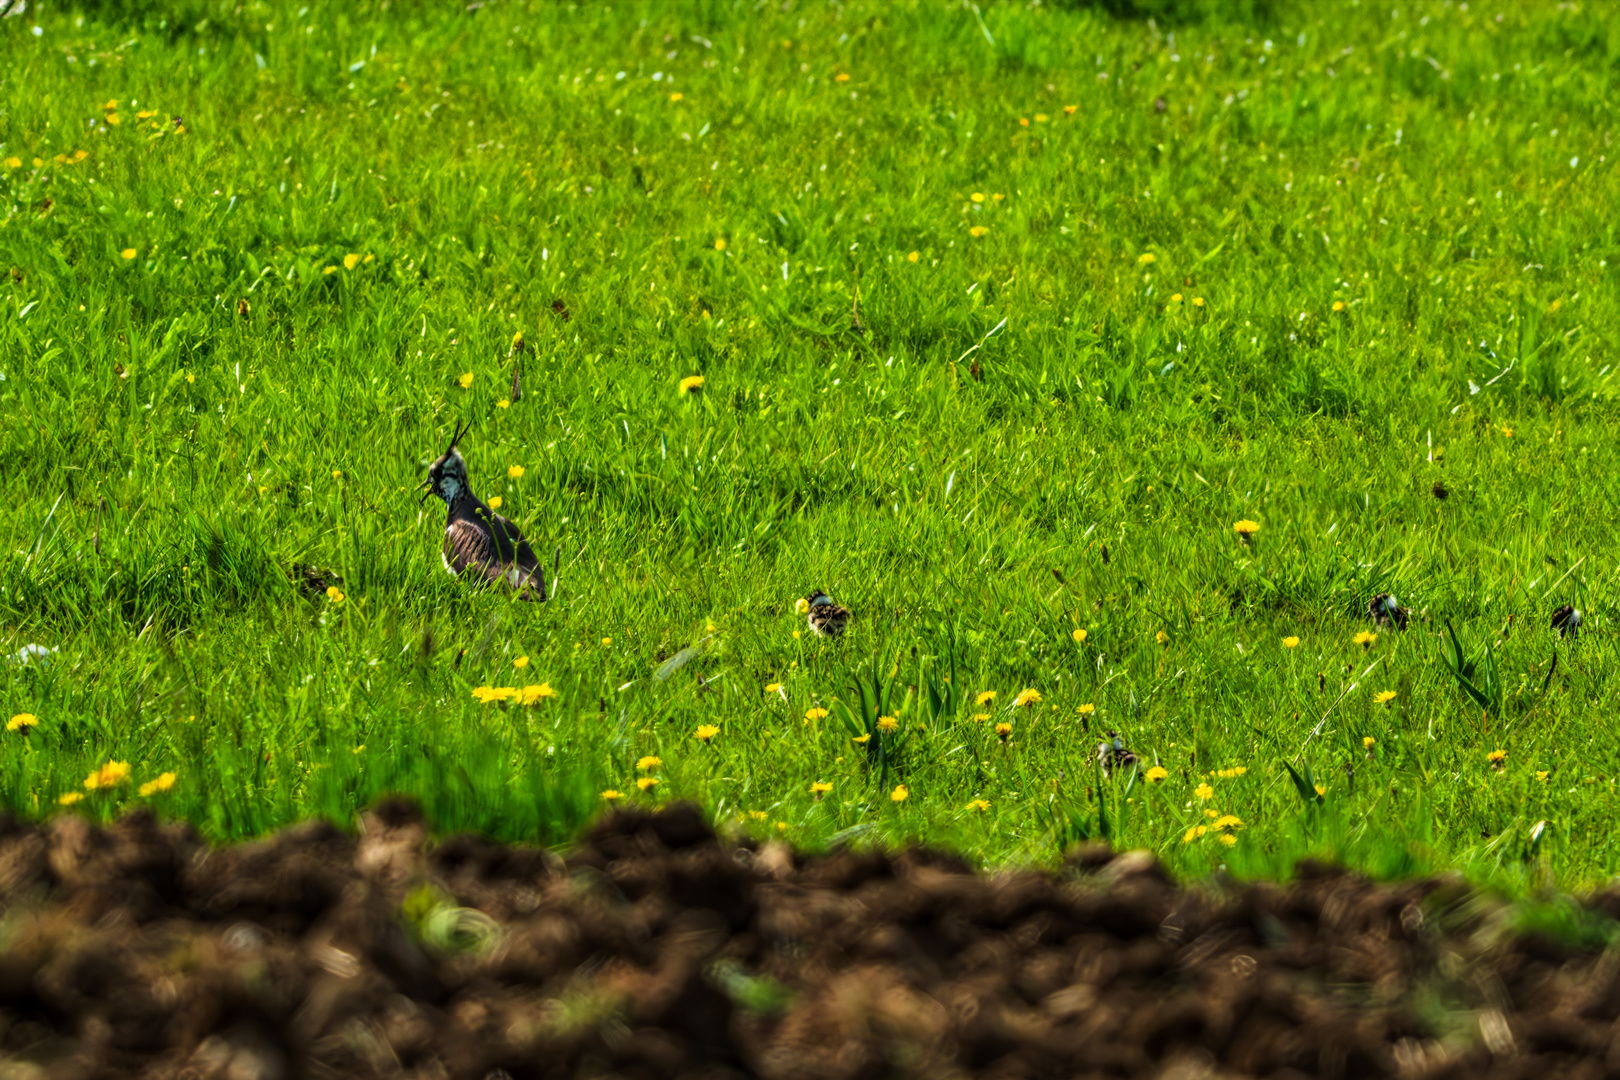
803;588;851;638
419;423;553;601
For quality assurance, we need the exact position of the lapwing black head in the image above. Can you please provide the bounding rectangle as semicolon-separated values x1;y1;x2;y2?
420;422;473;507
1551;604;1582;639
418;423;554;602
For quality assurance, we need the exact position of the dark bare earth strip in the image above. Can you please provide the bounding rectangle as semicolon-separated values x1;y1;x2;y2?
0;803;1615;1079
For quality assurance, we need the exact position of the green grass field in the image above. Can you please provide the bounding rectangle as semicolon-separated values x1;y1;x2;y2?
4;0;1620;889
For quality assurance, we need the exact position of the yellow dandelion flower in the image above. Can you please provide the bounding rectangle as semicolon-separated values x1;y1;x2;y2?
637;777;660;791
1374;690;1397;705
1283;636;1300;648
1332;300;1346;312
1076;703;1095;716
1488;749;1507;764
519;684;557;705
1192;297;1205;307
121;248;137;261
1156;630;1170;645
601;789;623;801
1072;628;1088;643
326;586;344;602
457;372;474;389
507;464;524;479
496;399;510;409
1354;631;1377;649
1218;833;1237;847
84;761;132;791
967;798;991;812
1215;766;1249;778
1144;765;1169;783
694;724;720;742
1364;736;1377;750
969;225;989;238
488;493;504;508
1064;104;1079;115
877;716;898;731
669;91;683;102
601;637;612;647
513;656;529;669
853;733;872;744
1171;293;1183;302
975;691;997;706
1137;253;1157;265
765;682;783;694
7;714;37;732
890;784;909;803
2;157;19;169
1018;117;1030;127
805;707;830;721
343;253;361;271
679;374;705;394
1314;784;1328;797
1232;519;1260;538
1195;783;1213;800
1212;814;1244;830
995;722;1012;739
138;772;177;797
907;251;920;262
636;756;662;770
1205;809;1219;819
811;781;833;797
747;810;767;822
792;630;801;639
58;792;85;806
972;713;990;723
1182;825;1207;843
971;192;986;203
1014;688;1042;707
1536;770;1549;782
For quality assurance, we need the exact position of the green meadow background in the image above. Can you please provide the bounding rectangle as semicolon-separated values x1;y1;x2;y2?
3;0;1620;889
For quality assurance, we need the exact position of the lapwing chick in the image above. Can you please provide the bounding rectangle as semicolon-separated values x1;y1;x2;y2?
1368;593;1409;631
804;589;851;638
419;422;550;601
1551;605;1582;639
1096;731;1138;778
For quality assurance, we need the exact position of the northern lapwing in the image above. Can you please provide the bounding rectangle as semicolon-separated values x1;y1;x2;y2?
1551;605;1582;639
1368;593;1409;631
419;422;552;601
1096;731;1138;778
802;588;851;638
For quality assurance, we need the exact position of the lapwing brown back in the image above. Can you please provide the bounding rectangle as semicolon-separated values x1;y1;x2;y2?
444;496;547;601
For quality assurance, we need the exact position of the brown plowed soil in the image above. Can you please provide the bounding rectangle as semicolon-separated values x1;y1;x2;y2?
1;802;1619;1079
